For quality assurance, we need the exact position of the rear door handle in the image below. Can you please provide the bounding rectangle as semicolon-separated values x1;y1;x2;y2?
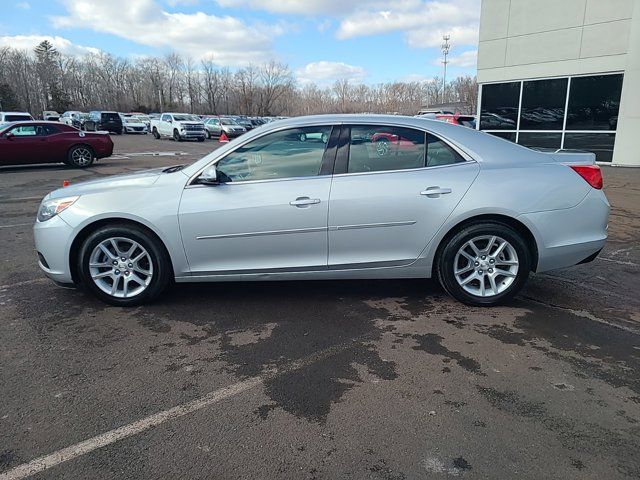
290;197;321;207
420;186;452;197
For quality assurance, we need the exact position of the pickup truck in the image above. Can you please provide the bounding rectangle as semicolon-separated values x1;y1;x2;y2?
150;113;206;142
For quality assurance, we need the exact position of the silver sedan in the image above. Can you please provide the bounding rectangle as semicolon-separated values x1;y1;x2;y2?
34;115;609;306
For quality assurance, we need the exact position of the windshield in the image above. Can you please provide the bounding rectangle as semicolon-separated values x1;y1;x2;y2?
173;114;200;122
5;115;32;122
220;118;238;125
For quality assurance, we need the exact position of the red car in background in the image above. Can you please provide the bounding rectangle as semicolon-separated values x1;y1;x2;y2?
0;121;113;168
434;113;476;128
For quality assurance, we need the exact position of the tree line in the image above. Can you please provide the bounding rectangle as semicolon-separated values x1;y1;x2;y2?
0;41;477;117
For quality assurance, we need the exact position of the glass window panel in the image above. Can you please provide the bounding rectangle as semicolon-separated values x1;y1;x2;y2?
519;78;567;130
486;131;516;142
216;126;331;182
480;82;520;130
566;74;623;130
563;133;615;163
517;132;562;150
348;125;425;173
426;134;465;167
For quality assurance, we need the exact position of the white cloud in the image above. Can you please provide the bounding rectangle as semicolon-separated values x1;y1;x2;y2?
336;0;479;48
296;61;366;85
447;49;477;67
15;1;30;9
51;0;282;65
215;0;371;15
0;35;100;56
401;73;436;83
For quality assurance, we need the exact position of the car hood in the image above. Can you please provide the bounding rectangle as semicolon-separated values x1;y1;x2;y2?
46;167;168;200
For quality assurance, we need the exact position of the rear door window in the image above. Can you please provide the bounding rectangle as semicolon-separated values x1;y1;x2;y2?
347;125;426;173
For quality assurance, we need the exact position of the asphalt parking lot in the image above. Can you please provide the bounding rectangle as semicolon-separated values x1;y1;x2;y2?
1;134;639;479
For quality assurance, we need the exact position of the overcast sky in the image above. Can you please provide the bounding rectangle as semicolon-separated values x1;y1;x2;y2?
1;0;480;85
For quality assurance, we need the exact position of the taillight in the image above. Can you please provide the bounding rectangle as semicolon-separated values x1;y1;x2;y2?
570;165;602;189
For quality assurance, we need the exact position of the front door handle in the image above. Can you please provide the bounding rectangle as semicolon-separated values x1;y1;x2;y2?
420;186;452;198
290;197;321;207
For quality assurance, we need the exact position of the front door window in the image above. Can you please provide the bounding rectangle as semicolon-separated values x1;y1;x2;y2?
216;126;332;182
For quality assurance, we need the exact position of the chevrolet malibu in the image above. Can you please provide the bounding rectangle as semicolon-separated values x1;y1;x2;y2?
33;115;609;306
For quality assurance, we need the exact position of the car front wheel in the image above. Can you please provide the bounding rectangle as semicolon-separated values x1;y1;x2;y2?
173;129;182;142
436;222;531;306
77;224;172;306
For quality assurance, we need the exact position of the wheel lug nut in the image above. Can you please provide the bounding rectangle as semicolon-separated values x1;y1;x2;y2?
488;268;493;273
489;259;495;264
125;271;130;275
474;262;479;266
115;270;120;275
478;270;483;274
481;255;486;260
128;263;133;268
112;260;117;265
121;257;126;261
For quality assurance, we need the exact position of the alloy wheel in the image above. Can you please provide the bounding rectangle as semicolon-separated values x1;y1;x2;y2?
72;147;93;166
88;237;153;298
453;235;519;297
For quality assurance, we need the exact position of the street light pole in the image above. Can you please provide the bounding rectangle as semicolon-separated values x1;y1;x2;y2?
441;34;450;105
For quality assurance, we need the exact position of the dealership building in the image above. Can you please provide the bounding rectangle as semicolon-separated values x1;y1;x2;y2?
477;0;639;166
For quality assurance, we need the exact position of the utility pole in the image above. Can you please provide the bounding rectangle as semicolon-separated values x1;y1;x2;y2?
441;34;450;105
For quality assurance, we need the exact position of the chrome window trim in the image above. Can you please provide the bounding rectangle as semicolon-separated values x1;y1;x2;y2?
331;159;477;179
187;121;476;186
185;174;332;188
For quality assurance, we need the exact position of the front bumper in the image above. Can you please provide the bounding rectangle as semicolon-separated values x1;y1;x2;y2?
179;129;206;139
33;215;75;284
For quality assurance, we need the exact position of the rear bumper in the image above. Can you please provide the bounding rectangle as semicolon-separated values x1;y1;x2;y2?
521;188;610;273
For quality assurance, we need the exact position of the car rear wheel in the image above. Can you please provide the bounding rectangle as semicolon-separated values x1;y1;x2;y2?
436;222;531;306
78;224;172;306
152;127;160;139
67;145;95;168
205;130;211;139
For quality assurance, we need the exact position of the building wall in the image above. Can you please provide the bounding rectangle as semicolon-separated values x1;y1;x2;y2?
478;0;634;83
477;0;639;166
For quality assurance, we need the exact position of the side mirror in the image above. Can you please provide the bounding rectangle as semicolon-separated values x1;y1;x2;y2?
199;166;219;185
5;132;14;140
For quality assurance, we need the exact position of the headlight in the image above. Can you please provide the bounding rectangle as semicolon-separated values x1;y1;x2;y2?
37;196;79;222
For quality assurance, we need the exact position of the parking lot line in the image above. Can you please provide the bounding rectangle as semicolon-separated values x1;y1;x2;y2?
0;223;31;229
0;337;368;480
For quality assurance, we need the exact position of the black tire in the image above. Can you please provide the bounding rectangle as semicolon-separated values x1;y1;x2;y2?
67;145;95;168
152;127;160;139
205;130;211;139
173;129;182;142
77;224;172;307
436;222;531;306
